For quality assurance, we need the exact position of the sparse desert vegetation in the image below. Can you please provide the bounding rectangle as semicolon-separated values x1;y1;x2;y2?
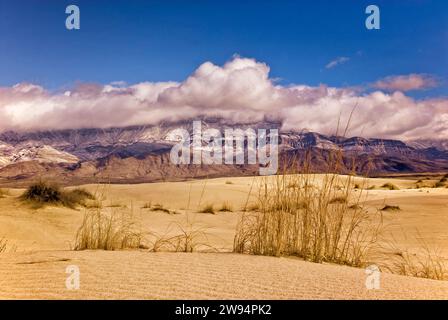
218;202;233;212
234;172;380;268
73;206;144;251
149;221;213;253
387;249;447;280
380;236;448;280
198;203;215;214
380;204;401;212
381;182;400;190
141;201;178;214
1;174;448;299
232;170;446;280
150;203;171;214
20;181;95;209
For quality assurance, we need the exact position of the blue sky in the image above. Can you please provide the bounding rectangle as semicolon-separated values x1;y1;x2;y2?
0;0;447;98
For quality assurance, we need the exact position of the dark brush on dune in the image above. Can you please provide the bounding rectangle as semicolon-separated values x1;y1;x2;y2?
20;181;95;209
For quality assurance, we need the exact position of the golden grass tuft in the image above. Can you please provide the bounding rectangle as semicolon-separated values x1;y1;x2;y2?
198;203;215;214
141;201;178;214
234;169;381;267
379;236;448;280
381;183;400;190
142;201;152;209
218;202;233;212
73;204;144;250
20;181;95;209
149;220;215;253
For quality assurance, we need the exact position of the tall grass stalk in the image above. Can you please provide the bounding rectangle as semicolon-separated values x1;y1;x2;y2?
234;152;381;267
73;187;144;250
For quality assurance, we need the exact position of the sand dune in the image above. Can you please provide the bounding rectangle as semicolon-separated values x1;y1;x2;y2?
1;251;448;300
1;175;448;299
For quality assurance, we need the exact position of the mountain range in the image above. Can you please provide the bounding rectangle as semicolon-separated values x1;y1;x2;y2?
0;120;447;186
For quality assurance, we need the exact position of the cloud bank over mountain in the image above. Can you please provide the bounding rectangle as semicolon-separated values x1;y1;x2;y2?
0;57;446;140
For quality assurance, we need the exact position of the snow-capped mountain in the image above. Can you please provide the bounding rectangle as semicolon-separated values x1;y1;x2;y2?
0;120;446;186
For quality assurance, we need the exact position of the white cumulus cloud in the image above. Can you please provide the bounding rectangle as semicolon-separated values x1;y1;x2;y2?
0;57;447;140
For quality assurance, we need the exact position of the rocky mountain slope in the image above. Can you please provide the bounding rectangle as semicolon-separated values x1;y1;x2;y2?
0;121;446;186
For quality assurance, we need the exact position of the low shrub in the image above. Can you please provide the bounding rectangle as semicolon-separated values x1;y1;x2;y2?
199;204;215;214
20;181;95;209
381;183;400;190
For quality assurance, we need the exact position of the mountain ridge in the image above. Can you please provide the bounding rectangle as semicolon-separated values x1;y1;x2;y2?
0;122;446;186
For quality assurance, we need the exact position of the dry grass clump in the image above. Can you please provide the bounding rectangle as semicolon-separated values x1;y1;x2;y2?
381;183;400;190
73;188;205;251
234;166;381;267
379;237;448;280
142;202;152;209
388;251;447;280
150;203;171;213
141;201;178;214
73;205;144;250
199;203;215;214
434;178;447;188
149;220;215;253
20;181;61;207
219;202;233;212
149;213;217;252
20;181;95;209
233;151;448;279
380;205;401;212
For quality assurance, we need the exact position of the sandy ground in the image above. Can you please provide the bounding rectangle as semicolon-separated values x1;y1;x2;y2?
0;175;448;299
1;251;448;300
